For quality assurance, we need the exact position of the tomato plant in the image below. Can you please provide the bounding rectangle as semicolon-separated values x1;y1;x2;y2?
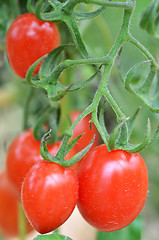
77;145;148;232
6;129;76;199
6;13;60;78
0;171;33;237
21;160;78;234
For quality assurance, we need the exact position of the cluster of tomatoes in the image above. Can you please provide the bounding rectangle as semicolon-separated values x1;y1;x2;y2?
0;12;149;238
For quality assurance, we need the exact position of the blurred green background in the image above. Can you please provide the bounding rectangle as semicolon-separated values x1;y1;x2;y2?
0;0;159;240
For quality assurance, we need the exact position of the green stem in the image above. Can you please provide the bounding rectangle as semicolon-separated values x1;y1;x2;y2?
83;0;133;9
65;17;89;58
23;88;34;130
128;35;158;69
18;204;26;240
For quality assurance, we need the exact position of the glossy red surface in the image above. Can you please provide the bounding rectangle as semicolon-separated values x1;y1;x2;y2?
77;145;148;231
6;13;60;78
6;129;76;199
21;161;78;234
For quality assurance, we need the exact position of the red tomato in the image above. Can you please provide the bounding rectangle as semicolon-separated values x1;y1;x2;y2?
0;172;33;237
77;145;148;232
71;111;99;151
6;13;60;78
21;160;78;234
6;129;76;199
70;110;100;171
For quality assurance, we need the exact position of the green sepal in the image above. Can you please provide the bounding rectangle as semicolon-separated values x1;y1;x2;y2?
39;45;66;84
149;125;159;145
61;135;95;167
117;122;128;147
25;54;47;88
64;134;84;156
109;118;129;150
34;233;72;240
74;6;106;21
98;98;109;140
140;0;159;38
116;118;151;153
127;106;141;139
40;129;95;167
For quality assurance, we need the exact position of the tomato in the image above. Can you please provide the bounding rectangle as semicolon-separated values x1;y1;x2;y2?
0;171;33;237
6;13;60;78
77;145;148;232
21;160;78;234
71;110;99;151
70;110;100;171
6;129;76;199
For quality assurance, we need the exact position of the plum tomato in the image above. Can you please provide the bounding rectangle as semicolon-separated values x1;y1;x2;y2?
6;13;60;78
71;110;100;152
6;129;76;199
21;160;78;234
77;145;148;232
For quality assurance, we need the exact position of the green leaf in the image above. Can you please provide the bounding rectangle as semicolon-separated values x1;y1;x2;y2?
39;45;66;84
97;215;143;240
34;233;72;240
140;0;159;37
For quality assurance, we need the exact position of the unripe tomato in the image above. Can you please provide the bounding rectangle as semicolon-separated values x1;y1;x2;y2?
77;145;148;232
21;161;78;234
0;172;33;237
6;13;60;78
6;129;76;199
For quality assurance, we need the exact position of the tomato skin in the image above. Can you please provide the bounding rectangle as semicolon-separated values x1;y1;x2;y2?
0;172;33;237
77;145;148;232
71;111;99;152
21;161;78;234
6;129;76;199
6;13;60;78
70;111;100;171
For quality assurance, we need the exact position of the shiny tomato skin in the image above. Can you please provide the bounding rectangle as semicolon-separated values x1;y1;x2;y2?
77;145;148;232
6;13;60;78
6;129;76;199
21;161;78;234
71;111;99;152
70;111;100;172
0;172;33;237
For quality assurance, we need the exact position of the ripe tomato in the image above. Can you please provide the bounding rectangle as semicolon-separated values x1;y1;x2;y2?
21;160;78;234
6;129;76;199
71;110;100;152
6;13;60;78
77;145;148;232
0;171;33;237
70;110;100;171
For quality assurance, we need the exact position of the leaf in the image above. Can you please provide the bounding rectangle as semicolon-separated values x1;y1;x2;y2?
140;0;159;37
39;45;67;83
34;233;72;240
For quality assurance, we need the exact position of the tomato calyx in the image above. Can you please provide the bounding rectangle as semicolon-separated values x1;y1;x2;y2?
40;129;95;167
26;45;101;102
